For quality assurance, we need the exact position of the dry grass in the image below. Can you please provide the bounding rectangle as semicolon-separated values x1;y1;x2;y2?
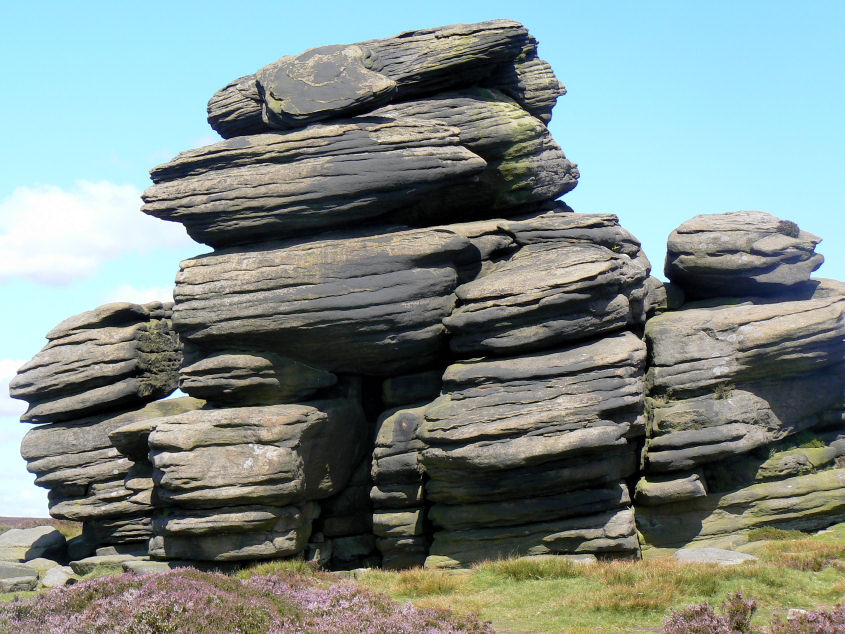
358;526;845;633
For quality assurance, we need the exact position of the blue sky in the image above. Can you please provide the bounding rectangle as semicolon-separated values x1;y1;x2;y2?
1;1;843;516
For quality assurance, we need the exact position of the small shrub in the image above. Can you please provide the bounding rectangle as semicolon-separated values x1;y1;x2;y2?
747;527;807;542
767;604;845;633
479;556;584;581
663;592;756;633
714;382;735;400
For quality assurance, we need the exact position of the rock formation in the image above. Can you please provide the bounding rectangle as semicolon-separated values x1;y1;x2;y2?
9;20;844;570
637;219;844;552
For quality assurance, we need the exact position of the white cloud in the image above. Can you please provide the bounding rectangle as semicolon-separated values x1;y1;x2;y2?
0;180;194;285
0;359;26;418
103;283;174;305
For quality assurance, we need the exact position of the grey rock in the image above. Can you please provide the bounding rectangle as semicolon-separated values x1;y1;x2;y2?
180;351;336;406
49;479;152;522
207;20;557;136
69;553;147;576
0;526;66;562
419;331;646;479
645;295;845;396
0;560;38;591
41;565;77;588
428;484;631;531
23;398;203;493
22;398;203;535
149;502;318;561
25;557;60;576
148;398;366;508
372;510;425;538
674;548;758;565
372;405;427;484
637;468;845;549
10;302;181;423
665;211;824;298
381;371;442;410
635;472;708;506
152;505;306;536
483;35;565;123
329;534;377;564
172;227;476;375
378;537;429;570
108;397;205;461
122;560;175;574
81;515;153;545
426;508;639;569
148;89;576;247
370;483;425;510
95;544;148;557
370;88;578;214
444;242;649;354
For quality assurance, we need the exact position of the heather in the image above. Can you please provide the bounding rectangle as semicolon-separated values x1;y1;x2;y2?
663;593;845;633
0;568;491;634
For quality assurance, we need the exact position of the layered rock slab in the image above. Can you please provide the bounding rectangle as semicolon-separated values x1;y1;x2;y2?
665;211;824;298
145;90;577;247
637;280;845;550
147;396;366;561
417;331;646;568
206;20;563;136
171;226;478;375
21;398;203;546
10;302;181;423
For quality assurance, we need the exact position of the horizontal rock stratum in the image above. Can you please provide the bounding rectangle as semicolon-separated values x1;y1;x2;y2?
10;19;843;569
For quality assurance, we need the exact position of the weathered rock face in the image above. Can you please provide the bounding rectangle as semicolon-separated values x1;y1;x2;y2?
171;227;477;375
14;23;844;570
665;211;824;298
417;331;646;568
145;89;577;248
146;391;367;561
637;213;844;552
206;20;562;136
21;397;204;547
10;302;181;423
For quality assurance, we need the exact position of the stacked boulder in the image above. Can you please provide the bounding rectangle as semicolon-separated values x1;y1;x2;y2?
636;211;845;552
9;302;189;554
134;19;662;567
11;22;844;570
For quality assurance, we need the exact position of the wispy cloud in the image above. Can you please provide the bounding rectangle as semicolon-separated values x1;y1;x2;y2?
103;283;174;304
0;180;194;285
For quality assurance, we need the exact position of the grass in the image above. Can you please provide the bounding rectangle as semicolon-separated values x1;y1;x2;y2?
1;524;842;632
357;525;845;633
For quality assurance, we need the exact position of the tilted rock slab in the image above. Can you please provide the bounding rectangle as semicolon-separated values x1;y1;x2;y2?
417;331;646;567
646;290;845;397
665;211;823;298
171;226;478;376
147;397;366;561
10;302;181;423
207;20;564;137
444;242;649;354
179;351;337;406
172;212;658;383
144;89;577;247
